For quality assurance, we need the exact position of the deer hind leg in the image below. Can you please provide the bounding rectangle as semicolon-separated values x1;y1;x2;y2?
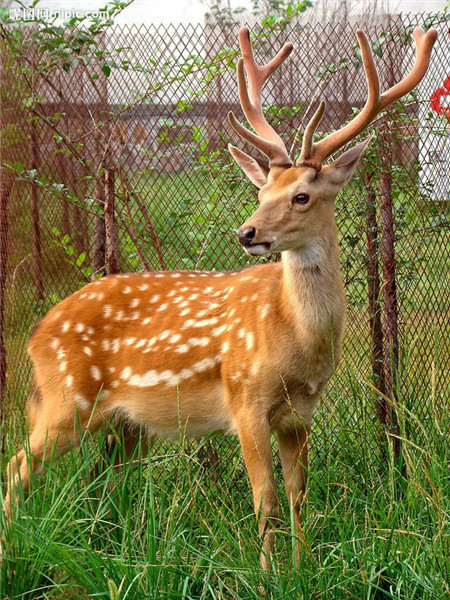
277;424;310;565
91;424;150;479
235;408;278;570
4;388;103;520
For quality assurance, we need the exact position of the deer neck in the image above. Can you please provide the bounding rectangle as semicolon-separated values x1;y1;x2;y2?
280;232;346;349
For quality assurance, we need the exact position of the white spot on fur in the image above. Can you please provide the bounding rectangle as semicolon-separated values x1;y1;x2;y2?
66;374;73;387
142;317;151;325
75;394;90;411
250;360;260;376
259;304;270;319
75;323;85;333
169;334;181;344
102;339;110;351
121;367;132;380
189;337;210;347
51;338;60;350
138;284;149;291
238;328;245;339
180;308;190;316
192;356;220;373
179;368;193;380
91;366;101;380
175;344;190;354
103;305;112;318
122;286;132;294
221;341;229;353
212;324;226;337
62;321;70;333
195;317;219;328
83;346;92;357
130;298;140;308
150;294;160;303
59;361;67;372
112;339;120;353
157;304;167;312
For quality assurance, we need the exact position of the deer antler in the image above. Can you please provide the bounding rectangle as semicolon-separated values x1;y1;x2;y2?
228;27;293;167
299;27;438;170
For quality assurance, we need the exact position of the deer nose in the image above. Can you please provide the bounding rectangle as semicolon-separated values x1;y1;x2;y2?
237;227;256;247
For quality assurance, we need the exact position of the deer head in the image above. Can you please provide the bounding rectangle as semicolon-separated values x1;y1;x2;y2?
228;26;437;258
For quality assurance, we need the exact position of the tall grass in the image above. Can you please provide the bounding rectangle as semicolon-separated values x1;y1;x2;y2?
1;367;448;600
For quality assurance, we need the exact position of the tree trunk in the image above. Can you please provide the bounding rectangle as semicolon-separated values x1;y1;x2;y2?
104;168;120;274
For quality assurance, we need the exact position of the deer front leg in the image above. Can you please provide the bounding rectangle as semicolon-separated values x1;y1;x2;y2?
235;409;278;570
277;424;310;565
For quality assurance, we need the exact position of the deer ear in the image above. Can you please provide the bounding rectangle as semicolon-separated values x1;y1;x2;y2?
228;144;270;188
324;135;373;186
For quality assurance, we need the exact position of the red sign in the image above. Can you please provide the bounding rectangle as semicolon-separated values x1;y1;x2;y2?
430;76;450;118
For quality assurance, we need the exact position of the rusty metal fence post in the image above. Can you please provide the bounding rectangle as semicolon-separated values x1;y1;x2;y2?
105;168;120;275
0;171;14;430
364;171;387;432
30;118;44;302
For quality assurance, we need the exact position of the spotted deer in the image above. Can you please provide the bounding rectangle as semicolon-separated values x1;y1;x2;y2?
5;26;436;567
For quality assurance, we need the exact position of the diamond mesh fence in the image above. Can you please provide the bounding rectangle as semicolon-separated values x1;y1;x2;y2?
0;14;448;494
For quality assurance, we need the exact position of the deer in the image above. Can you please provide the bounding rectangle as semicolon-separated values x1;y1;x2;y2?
4;26;436;568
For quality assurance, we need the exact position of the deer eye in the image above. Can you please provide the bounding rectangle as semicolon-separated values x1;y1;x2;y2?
293;193;310;205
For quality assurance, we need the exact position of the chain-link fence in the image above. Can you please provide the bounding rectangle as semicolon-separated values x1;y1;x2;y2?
0;14;448;486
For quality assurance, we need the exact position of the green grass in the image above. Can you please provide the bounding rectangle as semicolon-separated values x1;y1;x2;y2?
1;367;448;600
2;165;448;598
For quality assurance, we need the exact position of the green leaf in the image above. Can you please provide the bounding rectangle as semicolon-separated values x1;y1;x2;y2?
76;252;87;267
